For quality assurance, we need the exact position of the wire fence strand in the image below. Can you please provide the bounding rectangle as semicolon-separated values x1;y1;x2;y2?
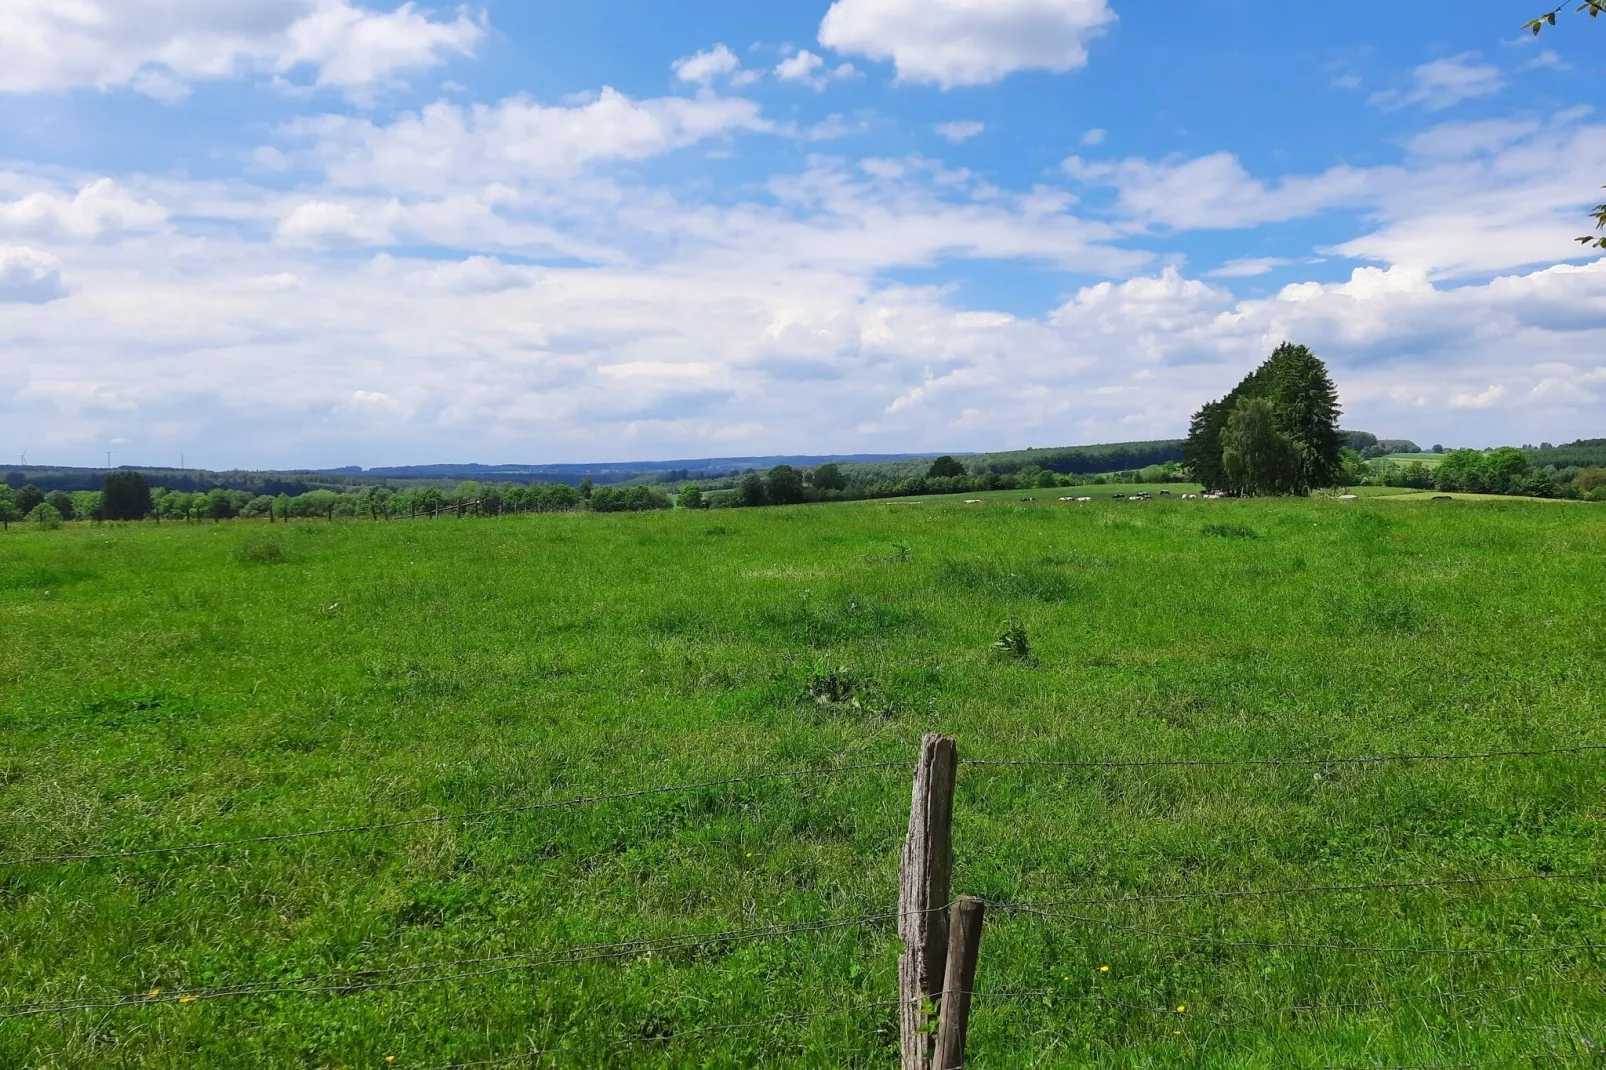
0;760;909;868
1004;869;1606;911
0;906;929;1021
961;743;1606;771
1001;903;1606;957
408;997;912;1070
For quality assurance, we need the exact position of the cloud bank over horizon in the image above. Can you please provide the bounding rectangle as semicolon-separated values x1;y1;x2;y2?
1;0;1601;469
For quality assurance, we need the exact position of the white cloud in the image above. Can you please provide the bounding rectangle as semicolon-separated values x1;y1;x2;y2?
1066;112;1606;278
673;43;741;86
0;179;168;240
0;0;481;101
1206;257;1293;278
1449;384;1507;409
1080;127;1106;146
1369;53;1504;112
935;120;985;143
296;88;771;193
0;246;69;303
774;50;855;90
818;0;1115;88
1065;151;1373;231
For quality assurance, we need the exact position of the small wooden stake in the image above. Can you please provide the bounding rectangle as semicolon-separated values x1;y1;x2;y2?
931;896;985;1070
899;733;957;1070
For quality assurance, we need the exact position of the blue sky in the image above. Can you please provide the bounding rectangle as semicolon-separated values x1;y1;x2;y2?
1;0;1603;468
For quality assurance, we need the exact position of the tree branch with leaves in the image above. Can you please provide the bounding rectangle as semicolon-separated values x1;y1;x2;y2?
1526;2;1606;247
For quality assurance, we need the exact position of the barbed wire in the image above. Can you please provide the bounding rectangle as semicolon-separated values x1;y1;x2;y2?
961;743;1606;771
411;997;910;1069
0;760;908;868
1004;869;1606;912
0;905;925;1021
1001;904;1604;957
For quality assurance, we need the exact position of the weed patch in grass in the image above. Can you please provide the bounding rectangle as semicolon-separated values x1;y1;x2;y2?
1202;522;1260;539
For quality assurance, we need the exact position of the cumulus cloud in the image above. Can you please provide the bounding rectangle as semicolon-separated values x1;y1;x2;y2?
0;179;168;240
0;0;482;101
1369;53;1504;112
818;0;1115;88
0;246;69;303
935;120;985;143
672;43;741;86
774;49;855;90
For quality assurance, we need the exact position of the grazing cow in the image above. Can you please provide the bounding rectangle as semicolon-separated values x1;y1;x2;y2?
1432;495;1453;501
964;499;983;504
1159;490;1171;496
1021;496;1036;502
1111;492;1124;499
1077;496;1092;502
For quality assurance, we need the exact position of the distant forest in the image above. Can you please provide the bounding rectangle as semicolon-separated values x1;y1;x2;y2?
3;433;1601;527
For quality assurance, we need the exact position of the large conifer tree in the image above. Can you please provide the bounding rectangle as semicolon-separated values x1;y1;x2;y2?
1184;342;1343;495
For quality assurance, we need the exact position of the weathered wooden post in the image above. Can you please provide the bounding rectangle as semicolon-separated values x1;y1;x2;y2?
899;733;957;1070
932;896;985;1070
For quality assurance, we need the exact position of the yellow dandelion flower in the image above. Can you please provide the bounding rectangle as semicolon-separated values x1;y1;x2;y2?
385;1058;396;1064
1099;965;1110;973
148;988;160;998
178;996;196;1004
1176;1005;1187;1014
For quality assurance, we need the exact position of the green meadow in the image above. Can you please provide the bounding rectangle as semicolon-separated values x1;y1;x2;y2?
1;495;1603;1068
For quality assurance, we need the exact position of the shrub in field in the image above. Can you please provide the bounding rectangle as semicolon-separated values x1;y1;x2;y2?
236;535;288;565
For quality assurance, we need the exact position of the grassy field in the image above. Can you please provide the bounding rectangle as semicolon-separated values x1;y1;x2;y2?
1381;453;1445;467
1;495;1603;1068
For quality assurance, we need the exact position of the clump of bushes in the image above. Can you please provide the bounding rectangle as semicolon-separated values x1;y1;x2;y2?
236;535;288;564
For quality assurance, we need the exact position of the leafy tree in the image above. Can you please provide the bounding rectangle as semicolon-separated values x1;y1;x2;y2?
28;503;64;530
766;465;805;505
44;490;75;521
242;495;276;519
17;484;44;514
1482;446;1531;493
203;488;235;521
1221;397;1299;496
1400;461;1434;489
811;463;846;491
578;477;594;500
102;471;152;520
71;490;104;521
926;456;967;479
1036;470;1059;489
739;472;767;507
0;485;20;530
678;484;705;509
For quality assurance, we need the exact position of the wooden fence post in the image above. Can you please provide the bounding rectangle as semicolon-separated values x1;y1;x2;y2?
931;896;985;1070
899;733;957;1070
